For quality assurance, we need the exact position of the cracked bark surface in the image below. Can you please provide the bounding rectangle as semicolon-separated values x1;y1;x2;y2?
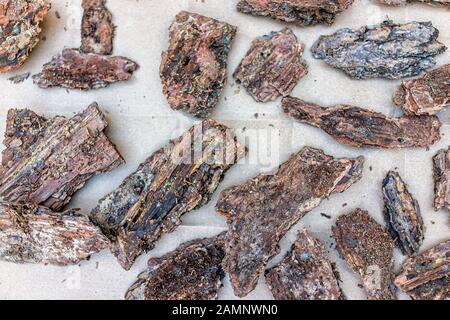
216;146;364;297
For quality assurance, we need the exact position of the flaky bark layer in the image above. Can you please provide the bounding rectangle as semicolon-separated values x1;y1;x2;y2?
282;96;441;149
234;28;308;102
265;229;343;300
382;171;424;256
433;147;450;211
311;21;447;79
0;202;108;265
0;103;124;211
216;146;364;297
91;119;245;270
0;0;50;73
125;233;226;300
237;0;354;26
333;209;396;300
160;11;237;118
395;240;449;300
394;64;450;116
33;48;138;90
81;0;114;55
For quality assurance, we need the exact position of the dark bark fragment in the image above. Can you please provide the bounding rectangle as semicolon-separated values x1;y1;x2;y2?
233;28;308;103
215;147;364;297
433;147;450;211
160;11;237;118
333;209;396;300
91;120;245;270
394;64;450;116
265;229;343;300
282;96;441;149
125;232;226;300
311;20;447;79
0;0;50;73
81;0;114;55
395;240;449;300
7;72;29;83
237;0;354;26
382;171;424;256
377;0;449;7
0;103;124;211
0;201;109;265
32;48;138;90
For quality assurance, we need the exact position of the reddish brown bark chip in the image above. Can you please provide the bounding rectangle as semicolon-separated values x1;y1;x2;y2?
237;0;354;26
125;233;226;300
395;240;449;300
215;147;364;297
382;171;424;256
0;103;124;211
0;0;50;73
233;28;308;103
0;201;109;265
32;48;138;90
265;229;344;300
282;96;441;149
433;147;450;211
394;64;450;116
332;209;396;300
91;120;245;270
377;0;449;7
160;11;237;118
81;0;114;55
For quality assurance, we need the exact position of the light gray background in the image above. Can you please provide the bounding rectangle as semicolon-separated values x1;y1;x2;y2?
0;0;448;300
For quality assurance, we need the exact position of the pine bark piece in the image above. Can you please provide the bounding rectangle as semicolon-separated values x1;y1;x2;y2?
394;64;450;116
0;103;124;211
382;171;424;256
125;232;226;300
236;0;354;26
265;229;343;300
0;0;50;73
81;0;114;55
91;119;245;270
377;0;449;7
160;11;237;118
233;28;308;103
433;147;450;212
282;96;441;149
333;209;396;300
311;20;447;79
215;147;364;297
395;240;450;300
32;48;138;90
0;201;109;265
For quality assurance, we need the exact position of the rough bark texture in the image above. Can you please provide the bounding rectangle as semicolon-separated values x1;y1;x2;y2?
215;146;364;297
394;64;450;116
265;229;343;300
81;0;114;55
311;20;447;79
233;28;308;103
377;0;449;7
433;147;450;211
33;48;138;90
395;240;449;300
91;119;245;270
282;96;441;149
237;0;354;26
0;0;50;73
333;209;396;300
160;11;237;118
382;171;424;256
0;103;124;211
125;232;226;300
0;201;109;265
